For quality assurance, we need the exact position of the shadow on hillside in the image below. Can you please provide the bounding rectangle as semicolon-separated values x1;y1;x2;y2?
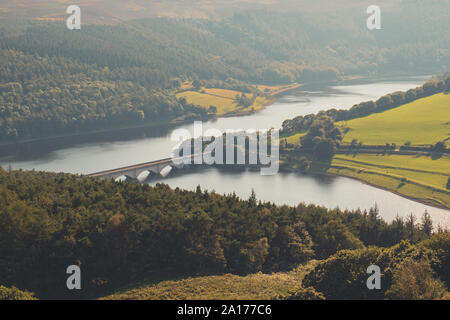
430;153;443;160
310;158;333;174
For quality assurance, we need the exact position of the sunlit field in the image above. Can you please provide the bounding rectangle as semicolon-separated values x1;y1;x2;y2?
340;93;450;146
176;88;272;115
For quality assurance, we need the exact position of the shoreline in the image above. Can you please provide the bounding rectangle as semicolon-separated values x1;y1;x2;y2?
0;83;304;148
151;163;450;212
266;164;450;211
4;75;444;212
0;116;202;148
0;73;430;148
310;168;450;212
278;158;450;211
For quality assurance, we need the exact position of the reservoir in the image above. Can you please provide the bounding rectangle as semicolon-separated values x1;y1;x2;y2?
1;76;449;227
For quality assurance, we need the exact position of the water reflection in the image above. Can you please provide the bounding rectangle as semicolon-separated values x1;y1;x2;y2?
0;122;178;162
1;76;448;227
0;77;428;168
151;167;450;228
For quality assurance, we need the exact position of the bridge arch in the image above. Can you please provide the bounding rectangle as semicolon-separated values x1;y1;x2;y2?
160;165;173;177
114;175;135;182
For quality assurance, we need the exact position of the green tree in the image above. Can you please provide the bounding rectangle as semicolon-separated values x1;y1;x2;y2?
433;141;446;152
385;259;448;300
303;247;383;300
208;106;217;114
268;222;314;271
192;80;201;90
313;139;336;161
405;213;418;242
421;211;433;237
0;286;37;300
298;156;311;172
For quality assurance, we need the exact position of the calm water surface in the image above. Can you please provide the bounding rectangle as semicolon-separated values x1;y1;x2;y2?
151;168;450;228
2;76;449;227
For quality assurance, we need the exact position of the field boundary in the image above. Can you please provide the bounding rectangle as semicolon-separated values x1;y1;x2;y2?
333;155;450;176
330;163;450;195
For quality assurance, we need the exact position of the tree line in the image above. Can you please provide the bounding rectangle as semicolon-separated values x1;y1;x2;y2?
282;72;450;137
2;6;450;142
300;232;449;300
0;167;441;299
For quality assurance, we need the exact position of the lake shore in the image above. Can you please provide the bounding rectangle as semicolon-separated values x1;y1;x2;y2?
0;83;304;148
309;166;450;212
159;161;450;212
5;75;443;225
278;152;450;212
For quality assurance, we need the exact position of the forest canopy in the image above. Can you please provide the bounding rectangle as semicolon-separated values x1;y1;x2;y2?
0;167;444;299
1;4;450;141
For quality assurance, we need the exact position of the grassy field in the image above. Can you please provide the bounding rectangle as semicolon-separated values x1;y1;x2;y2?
176;88;272;116
339;93;450;146
333;154;450;188
328;154;450;209
256;83;302;95
282;132;306;145
282;92;450;208
100;262;317;300
322;92;450;208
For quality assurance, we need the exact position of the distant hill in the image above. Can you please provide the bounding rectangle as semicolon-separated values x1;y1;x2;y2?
0;0;405;22
1;1;449;142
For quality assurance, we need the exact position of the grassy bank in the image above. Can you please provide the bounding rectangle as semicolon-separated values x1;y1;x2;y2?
176;84;301;117
338;93;450;146
280;90;450;209
176;88;271;116
327;154;450;209
100;262;317;300
281;132;307;145
332;92;450;208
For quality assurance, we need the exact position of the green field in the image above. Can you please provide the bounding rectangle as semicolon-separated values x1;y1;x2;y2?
327;93;450;207
328;154;450;209
282;92;450;208
282;132;306;145
339;93;450;146
176;88;272;116
100;262;317;300
333;154;450;188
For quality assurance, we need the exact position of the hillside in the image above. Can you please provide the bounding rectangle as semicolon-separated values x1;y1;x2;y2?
0;0;408;22
339;93;450;146
100;234;450;300
2;2;450;141
176;88;273;116
100;262;317;300
331;92;450;208
328;154;450;209
280;79;450;209
0;167;439;299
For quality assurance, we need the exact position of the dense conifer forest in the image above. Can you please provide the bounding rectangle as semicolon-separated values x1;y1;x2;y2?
0;167;447;299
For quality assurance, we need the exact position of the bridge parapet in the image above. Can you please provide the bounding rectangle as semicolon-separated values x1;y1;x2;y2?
87;156;191;181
